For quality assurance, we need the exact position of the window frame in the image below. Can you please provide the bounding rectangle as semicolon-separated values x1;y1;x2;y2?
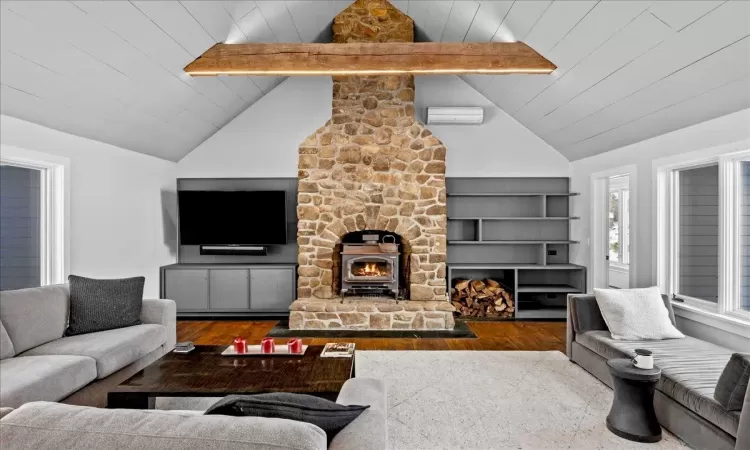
0;146;68;287
656;147;750;321
608;178;630;268
722;152;749;319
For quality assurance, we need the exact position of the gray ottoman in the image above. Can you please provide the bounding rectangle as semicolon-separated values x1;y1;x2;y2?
606;358;662;443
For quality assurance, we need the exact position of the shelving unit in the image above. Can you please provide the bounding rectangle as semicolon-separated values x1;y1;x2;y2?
448;240;579;245
447;192;580;197
516;285;582;293
446;177;586;321
448;217;580;220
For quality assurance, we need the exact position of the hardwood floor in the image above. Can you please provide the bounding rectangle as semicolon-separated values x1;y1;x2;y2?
176;320;567;352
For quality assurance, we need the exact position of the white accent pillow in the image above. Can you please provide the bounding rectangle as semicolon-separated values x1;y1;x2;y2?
593;287;685;340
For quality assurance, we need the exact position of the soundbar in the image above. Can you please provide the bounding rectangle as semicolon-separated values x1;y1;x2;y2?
200;245;267;256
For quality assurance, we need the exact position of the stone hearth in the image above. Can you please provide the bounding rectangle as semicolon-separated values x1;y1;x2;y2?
290;299;455;330
290;0;454;330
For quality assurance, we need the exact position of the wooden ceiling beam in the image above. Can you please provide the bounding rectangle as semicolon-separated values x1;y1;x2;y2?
183;42;556;76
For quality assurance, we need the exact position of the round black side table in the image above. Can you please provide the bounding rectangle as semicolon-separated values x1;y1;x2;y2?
606;358;662;443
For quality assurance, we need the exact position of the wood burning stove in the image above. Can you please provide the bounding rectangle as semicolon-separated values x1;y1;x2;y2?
341;234;399;297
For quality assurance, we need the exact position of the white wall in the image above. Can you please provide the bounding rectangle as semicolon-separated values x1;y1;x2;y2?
608;267;629;289
1;115;177;297
570;108;750;350
178;76;570;178
416;76;570;177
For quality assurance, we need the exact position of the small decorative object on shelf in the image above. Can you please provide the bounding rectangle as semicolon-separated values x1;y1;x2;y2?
260;337;275;354
233;337;247;354
379;235;398;253
321;343;355;358
173;341;195;354
287;338;303;354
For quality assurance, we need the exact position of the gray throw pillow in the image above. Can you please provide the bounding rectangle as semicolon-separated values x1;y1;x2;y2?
714;353;750;411
65;275;144;336
205;393;368;443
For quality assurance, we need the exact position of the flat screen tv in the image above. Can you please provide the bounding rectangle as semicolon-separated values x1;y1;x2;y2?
178;190;287;245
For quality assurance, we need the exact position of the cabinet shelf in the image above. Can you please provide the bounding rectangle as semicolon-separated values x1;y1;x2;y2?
447;192;579;197
516;284;582;293
515;309;567;320
161;263;296;317
449;264;584;270
448;216;579;221
448;240;579;245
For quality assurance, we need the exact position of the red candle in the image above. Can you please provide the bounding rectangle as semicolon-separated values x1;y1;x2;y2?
233;337;247;354
288;338;303;354
261;337;275;354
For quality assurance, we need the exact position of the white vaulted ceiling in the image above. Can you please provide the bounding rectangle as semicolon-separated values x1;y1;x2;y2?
457;0;750;160
1;1;748;162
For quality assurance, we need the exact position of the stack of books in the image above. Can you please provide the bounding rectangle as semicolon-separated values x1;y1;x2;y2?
173;341;195;354
321;342;355;358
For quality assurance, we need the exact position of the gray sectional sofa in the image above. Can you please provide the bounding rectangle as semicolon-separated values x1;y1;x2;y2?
567;294;749;450
0;284;176;408
0;377;387;450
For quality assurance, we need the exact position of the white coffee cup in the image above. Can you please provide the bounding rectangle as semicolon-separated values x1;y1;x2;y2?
632;349;654;369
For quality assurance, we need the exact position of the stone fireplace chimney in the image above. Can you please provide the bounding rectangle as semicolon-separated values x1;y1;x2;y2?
294;0;452;329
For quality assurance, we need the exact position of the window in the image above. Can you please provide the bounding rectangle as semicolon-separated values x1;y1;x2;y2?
609;191;620;262
677;164;719;303
0;152;66;290
608;177;629;266
657;149;750;320
741;161;749;312
0;164;43;290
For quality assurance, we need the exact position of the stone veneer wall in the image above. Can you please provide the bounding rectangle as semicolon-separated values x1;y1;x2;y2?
296;75;448;301
296;0;449;304
292;0;454;331
332;0;414;43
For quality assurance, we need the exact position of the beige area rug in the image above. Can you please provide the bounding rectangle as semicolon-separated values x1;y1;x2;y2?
355;350;690;450
157;350;690;450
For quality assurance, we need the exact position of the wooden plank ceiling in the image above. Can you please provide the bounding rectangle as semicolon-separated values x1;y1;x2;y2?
0;1;748;162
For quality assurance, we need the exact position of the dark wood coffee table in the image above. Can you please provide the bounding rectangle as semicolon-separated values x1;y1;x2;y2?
107;345;354;409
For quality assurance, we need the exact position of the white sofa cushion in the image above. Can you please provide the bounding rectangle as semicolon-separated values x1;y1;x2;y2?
0;402;327;450
0;355;96;408
593;287;685;340
0;320;14;359
21;324;166;378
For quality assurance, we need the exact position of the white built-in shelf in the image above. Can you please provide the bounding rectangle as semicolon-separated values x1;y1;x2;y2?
447;192;579;197
448;216;580;221
449;264;585;270
515;309;567;320
516;284;582;293
448;240;580;245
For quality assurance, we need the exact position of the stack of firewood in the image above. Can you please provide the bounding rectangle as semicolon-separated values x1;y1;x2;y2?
451;279;514;318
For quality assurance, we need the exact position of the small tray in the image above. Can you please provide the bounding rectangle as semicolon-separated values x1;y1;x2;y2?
221;344;308;357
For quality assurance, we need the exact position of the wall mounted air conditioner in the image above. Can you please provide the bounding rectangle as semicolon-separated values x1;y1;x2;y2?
426;107;484;125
